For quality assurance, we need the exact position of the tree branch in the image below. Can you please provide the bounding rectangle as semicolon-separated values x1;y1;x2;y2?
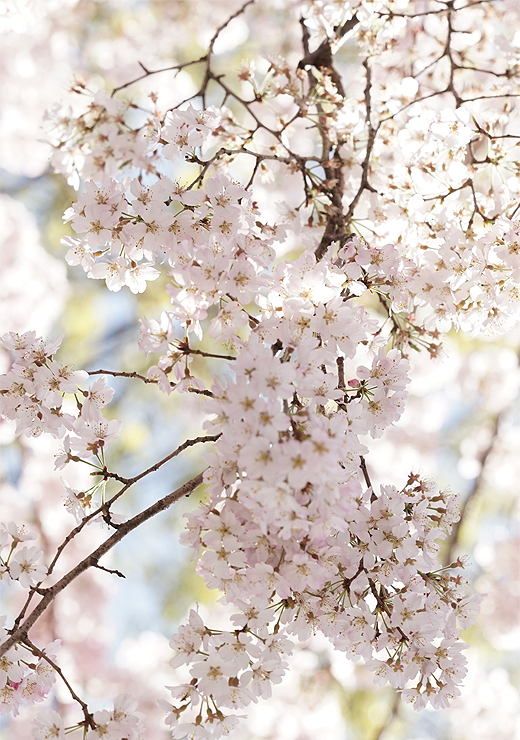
22;636;95;729
1;472;205;659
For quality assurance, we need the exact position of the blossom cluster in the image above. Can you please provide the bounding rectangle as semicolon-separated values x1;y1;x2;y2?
85;694;145;740
63;169;274;343
33;694;145;740
407;219;520;334
0;615;59;718
0;524;58;718
165;610;291;739
45;89;160;188
340;224;520;338
163;322;478;735
0;522;47;589
0;331;120;521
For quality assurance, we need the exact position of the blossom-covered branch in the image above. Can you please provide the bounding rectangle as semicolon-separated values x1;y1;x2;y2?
2;0;520;736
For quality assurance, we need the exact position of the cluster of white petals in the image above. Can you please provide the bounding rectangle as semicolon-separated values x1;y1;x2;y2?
85;694;145;740
0;522;46;589
62;170;274;342
33;694;145;740
0;331;121;522
165;317;478;733
0;614;59;717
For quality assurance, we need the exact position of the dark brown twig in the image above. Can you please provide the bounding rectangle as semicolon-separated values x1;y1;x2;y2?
22;636;95;729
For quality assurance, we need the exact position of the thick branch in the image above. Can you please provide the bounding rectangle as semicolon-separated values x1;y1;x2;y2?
40;434;219;585
1;472;205;659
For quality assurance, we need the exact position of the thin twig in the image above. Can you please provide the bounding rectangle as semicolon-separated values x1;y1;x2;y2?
112;56;206;96
22;636;95;729
93;562;126;578
108;434;220;489
87;369;153;383
359;455;377;501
